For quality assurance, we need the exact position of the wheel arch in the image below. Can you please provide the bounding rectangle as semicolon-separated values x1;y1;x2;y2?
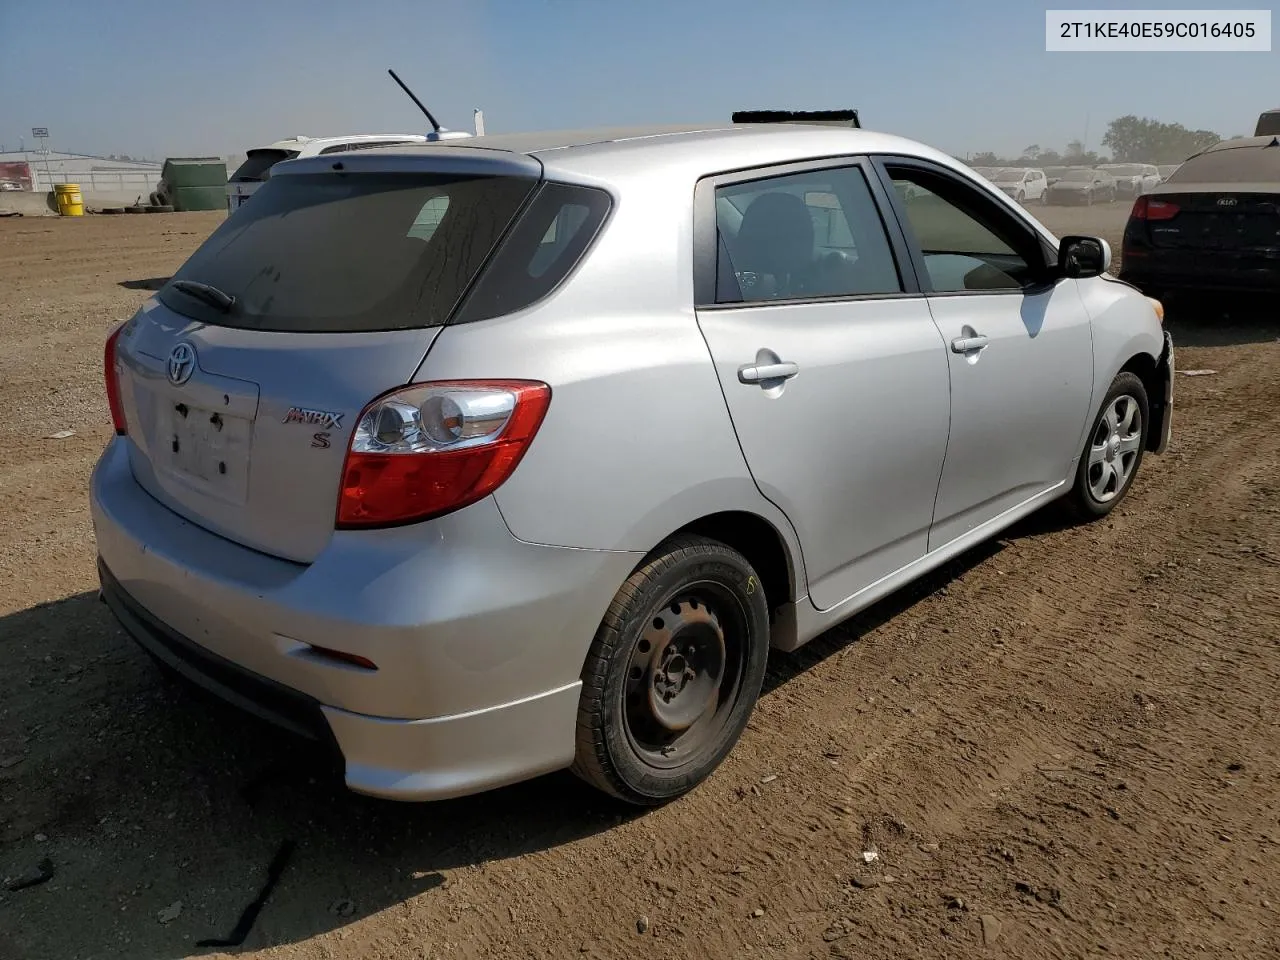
1118;348;1169;452
675;510;796;607
627;509;805;651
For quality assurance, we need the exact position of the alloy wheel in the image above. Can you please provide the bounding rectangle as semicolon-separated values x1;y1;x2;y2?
1087;394;1143;502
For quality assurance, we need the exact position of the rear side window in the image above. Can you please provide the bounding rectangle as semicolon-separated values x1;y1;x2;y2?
160;172;538;332
229;149;298;182
453;182;612;324
712;165;902;303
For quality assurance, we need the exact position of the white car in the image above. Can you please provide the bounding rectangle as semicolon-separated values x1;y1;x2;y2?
225;134;436;213
1099;163;1162;199
990;167;1048;203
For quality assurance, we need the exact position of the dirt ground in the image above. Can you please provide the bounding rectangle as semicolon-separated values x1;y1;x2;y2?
1;204;1277;960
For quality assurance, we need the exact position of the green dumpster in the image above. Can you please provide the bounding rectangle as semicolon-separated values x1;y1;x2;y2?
158;157;227;211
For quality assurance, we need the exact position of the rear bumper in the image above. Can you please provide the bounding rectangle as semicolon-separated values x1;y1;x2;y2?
1120;248;1280;294
90;438;641;800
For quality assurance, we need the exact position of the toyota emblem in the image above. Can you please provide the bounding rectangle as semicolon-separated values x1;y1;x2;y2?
167;342;196;385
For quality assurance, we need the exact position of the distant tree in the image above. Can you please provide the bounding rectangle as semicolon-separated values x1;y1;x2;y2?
970;151;1002;166
1020;143;1041;160
1102;115;1221;163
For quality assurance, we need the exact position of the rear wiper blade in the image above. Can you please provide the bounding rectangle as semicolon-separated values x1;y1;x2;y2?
170;279;236;312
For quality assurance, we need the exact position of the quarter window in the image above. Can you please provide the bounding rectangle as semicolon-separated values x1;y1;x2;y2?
884;166;1047;292
713;166;902;303
452;182;612;324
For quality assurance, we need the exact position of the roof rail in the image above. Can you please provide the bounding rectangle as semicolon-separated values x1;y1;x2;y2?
732;109;860;129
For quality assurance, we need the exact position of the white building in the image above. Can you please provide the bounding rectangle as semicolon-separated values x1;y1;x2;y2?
0;150;162;203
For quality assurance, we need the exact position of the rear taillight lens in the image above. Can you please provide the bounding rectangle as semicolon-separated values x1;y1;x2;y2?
104;326;127;435
336;380;551;529
1130;196;1180;221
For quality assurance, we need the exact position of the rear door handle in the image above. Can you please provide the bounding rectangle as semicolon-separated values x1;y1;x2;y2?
738;361;800;384
950;335;990;353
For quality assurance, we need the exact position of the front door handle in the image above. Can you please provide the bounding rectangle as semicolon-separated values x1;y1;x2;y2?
950;335;990;354
738;360;800;384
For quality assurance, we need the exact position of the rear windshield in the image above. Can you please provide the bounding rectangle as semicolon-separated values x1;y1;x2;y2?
1103;164;1143;176
1166;144;1280;184
1062;170;1094;182
229;149;299;183
159;172;538;332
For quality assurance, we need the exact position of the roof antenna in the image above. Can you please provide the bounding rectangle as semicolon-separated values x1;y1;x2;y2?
387;68;475;141
388;68;441;133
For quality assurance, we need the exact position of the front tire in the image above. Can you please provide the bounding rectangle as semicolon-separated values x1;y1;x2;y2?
572;535;771;805
1067;372;1149;519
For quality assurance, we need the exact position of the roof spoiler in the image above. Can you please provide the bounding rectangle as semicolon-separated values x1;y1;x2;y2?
732;109;860;129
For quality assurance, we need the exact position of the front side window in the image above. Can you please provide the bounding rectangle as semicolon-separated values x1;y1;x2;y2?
713;165;902;303
885;165;1047;293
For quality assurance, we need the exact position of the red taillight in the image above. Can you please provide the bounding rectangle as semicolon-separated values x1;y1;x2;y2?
336;380;551;528
104;325;128;435
1130;196;1180;221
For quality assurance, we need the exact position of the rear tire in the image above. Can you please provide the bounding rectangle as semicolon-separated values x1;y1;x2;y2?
1066;372;1149;520
572;535;771;805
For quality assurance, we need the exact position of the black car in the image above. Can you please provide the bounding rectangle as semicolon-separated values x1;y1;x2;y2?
1119;135;1280;296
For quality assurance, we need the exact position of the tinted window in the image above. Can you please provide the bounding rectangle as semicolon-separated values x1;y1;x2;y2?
160;172;537;332
229;149;298;183
713;166;901;303
1166;144;1280;184
886;166;1045;292
454;182;612;324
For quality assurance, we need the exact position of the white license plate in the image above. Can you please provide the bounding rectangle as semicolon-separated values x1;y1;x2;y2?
156;399;253;504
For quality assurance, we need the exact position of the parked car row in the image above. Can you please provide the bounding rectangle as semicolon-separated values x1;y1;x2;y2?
972;163;1168;206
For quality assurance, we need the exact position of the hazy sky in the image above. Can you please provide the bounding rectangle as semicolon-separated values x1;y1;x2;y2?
1;0;1274;160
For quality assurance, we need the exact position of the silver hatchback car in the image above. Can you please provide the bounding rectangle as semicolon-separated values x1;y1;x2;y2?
93;122;1174;806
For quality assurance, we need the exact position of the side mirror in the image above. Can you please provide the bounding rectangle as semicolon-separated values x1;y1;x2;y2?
1057;235;1110;279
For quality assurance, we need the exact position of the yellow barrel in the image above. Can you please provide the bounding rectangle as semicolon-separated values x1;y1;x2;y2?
54;183;84;217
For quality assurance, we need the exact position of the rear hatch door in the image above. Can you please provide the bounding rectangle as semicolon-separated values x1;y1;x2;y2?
1144;189;1280;253
116;152;543;563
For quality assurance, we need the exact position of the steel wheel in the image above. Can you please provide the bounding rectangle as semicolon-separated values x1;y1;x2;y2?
621;584;747;769
1087;393;1143;503
572;535;771;805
